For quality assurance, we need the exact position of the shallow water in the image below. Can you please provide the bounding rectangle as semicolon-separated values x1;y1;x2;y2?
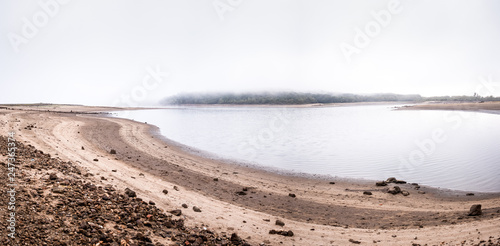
114;105;500;192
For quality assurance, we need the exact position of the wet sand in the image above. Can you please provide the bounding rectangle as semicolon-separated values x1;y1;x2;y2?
1;104;499;245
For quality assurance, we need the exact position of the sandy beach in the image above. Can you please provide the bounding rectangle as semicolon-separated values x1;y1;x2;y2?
1;104;499;245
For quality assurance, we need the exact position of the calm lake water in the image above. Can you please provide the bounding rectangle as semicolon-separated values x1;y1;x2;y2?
114;105;500;192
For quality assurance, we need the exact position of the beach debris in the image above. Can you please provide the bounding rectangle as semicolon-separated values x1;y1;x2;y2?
162;189;168;194
125;188;137;197
110;149;116;154
376;181;387;186
275;220;285;227
288;193;296;198
468;204;482;216
193;206;202;212
169;210;182;216
348;238;361;244
363;191;373;195
269;229;294;237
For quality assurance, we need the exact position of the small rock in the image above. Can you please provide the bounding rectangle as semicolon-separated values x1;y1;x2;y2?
173;186;179;191
193;206;202;212
169;210;182;216
288;193;296;198
418;191;426;194
466;193;475;196
81;146;85;150
213;178;219;181
329;182;335;184
275;220;285;227
401;190;410;196
182;203;188;208
363;191;372;195
49;173;58;180
110;149;116;154
52;187;65;194
236;191;247;196
148;200;155;205
125;188;136;197
388;186;401;195
93;158;98;162
468;204;482;216
111;169;117;172
162;189;168;194
230;233;241;243
349;239;361;244
376;181;387;186
386;177;397;183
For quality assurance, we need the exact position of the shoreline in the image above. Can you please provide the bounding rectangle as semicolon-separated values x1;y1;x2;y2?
1;105;500;245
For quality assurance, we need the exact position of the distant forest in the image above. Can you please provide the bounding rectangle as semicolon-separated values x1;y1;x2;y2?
160;92;500;105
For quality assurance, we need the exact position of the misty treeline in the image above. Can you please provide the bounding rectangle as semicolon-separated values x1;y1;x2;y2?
161;92;500;105
161;92;422;105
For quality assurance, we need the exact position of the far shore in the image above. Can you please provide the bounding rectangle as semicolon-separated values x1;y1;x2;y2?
1;103;500;245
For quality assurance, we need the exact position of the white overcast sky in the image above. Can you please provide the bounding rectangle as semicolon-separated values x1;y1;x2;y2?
1;0;500;106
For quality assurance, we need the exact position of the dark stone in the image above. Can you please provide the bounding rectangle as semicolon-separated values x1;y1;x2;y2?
466;193;474;196
193;206;202;212
125;188;136;197
468;204;482;216
349;239;361;244
162;189;168;194
363;191;372;195
230;233;241;242
52;187;65;194
49;173;58;180
236;191;247;196
275;220;285;226
329;181;335;184
288;193;296;198
182;203;188;208
386;177;397;183
110;149;116;154
376;181;387;186
169;210;182;216
93;158;98;162
213;178;219;181
388;186;401;195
